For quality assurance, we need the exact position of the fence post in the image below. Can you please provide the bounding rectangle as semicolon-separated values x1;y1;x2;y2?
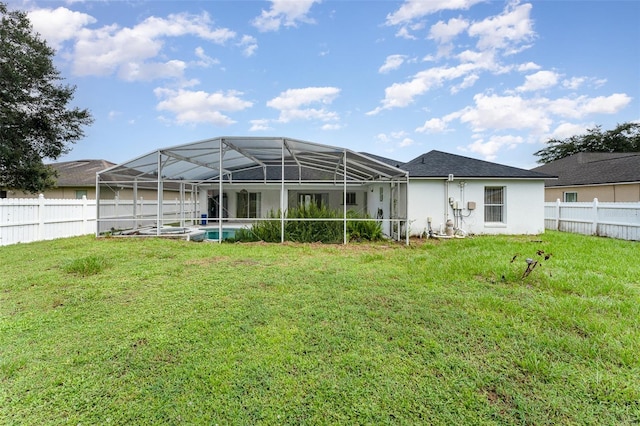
592;198;599;235
555;198;561;230
38;194;45;240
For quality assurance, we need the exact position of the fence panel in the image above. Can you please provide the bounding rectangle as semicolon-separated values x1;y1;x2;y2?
545;198;640;241
1;195;201;246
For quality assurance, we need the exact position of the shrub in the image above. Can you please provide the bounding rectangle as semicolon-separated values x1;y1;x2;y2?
234;205;383;243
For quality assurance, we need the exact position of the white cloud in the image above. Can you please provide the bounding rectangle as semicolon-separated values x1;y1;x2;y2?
154;88;253;126
249;119;273;132
517;62;541;72
517;70;560;92
379;55;407;74
27;7;96;50
416;118;448;133
399;138;415;147
367;62;481;114
428;17;469;56
267;87;341;123
561;76;588;90
252;0;321;32
546;93;631;119
118;60;187;82
62;11;235;80
238;35;258;57
193;47;220;68
464;134;523;160
385;0;482;26
459;93;553;133
468;3;535;54
547;122;591;140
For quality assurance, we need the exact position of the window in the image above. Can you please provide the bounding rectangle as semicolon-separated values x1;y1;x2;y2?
346;192;356;205
0;190;7;199
484;187;505;223
75;190;88;199
298;193;327;209
237;190;261;218
563;192;577;202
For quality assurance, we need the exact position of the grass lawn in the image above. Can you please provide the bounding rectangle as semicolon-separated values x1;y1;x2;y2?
1;231;639;424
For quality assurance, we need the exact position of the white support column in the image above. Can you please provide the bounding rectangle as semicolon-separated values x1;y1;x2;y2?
405;176;410;245
179;182;185;228
95;173;101;237
133;178;138;230
281;139;285;243
156;151;163;236
218;139;223;243
343;150;347;245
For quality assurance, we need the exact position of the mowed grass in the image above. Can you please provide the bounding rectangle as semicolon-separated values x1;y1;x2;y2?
1;232;639;425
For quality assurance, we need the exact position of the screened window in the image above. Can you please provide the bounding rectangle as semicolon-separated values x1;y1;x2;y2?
0;190;7;199
346;192;356;205
563;192;577;202
484;187;505;223
298;193;327;209
237;190;261;218
75;190;88;199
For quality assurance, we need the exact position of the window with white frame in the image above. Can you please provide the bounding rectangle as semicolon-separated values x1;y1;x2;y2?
237;190;261;218
484;187;505;223
563;192;577;202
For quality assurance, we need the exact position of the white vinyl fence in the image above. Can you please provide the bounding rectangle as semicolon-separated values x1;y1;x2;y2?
545;198;640;241
0;195;199;246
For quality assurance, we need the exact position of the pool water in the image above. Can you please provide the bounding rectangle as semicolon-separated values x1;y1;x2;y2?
204;228;237;240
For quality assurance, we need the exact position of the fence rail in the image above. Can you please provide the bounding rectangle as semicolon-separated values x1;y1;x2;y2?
1;195;199;246
545;198;640;241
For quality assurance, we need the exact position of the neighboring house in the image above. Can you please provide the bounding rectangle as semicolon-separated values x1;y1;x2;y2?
97;137;551;238
2;159;115;199
532;152;640;202
400;150;551;236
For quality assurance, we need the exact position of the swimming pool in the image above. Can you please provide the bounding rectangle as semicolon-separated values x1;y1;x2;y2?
202;227;238;241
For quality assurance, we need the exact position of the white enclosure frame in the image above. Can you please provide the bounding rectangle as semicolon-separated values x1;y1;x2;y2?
96;136;410;244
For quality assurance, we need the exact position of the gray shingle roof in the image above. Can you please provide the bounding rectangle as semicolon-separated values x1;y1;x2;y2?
531;152;640;186
49;160;116;187
400;150;551;179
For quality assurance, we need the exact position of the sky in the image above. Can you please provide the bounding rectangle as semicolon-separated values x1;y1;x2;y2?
7;0;640;169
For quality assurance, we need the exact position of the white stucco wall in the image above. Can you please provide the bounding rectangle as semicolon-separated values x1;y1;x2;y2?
407;179;545;236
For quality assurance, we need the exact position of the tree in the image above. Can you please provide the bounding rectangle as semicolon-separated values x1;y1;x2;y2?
534;122;640;164
0;2;92;193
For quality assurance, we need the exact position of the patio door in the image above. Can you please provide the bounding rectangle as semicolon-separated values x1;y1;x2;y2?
298;193;327;209
237;190;261;218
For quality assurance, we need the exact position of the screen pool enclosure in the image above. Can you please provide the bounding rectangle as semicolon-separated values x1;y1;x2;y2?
96;136;409;244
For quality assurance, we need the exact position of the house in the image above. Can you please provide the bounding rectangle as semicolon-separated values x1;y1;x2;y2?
532;152;640;202
96;137;551;240
400;150;551;236
1;159;115;199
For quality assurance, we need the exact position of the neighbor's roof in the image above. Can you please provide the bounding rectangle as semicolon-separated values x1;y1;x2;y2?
402;150;552;179
49;159;116;187
532;152;640;187
98;136;408;183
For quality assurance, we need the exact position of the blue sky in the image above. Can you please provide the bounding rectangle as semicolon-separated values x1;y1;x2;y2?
9;0;640;169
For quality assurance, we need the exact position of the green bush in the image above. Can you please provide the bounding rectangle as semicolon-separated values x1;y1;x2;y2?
234;205;383;243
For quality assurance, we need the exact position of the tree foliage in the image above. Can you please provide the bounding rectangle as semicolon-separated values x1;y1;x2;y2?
534;122;640;164
0;2;92;193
